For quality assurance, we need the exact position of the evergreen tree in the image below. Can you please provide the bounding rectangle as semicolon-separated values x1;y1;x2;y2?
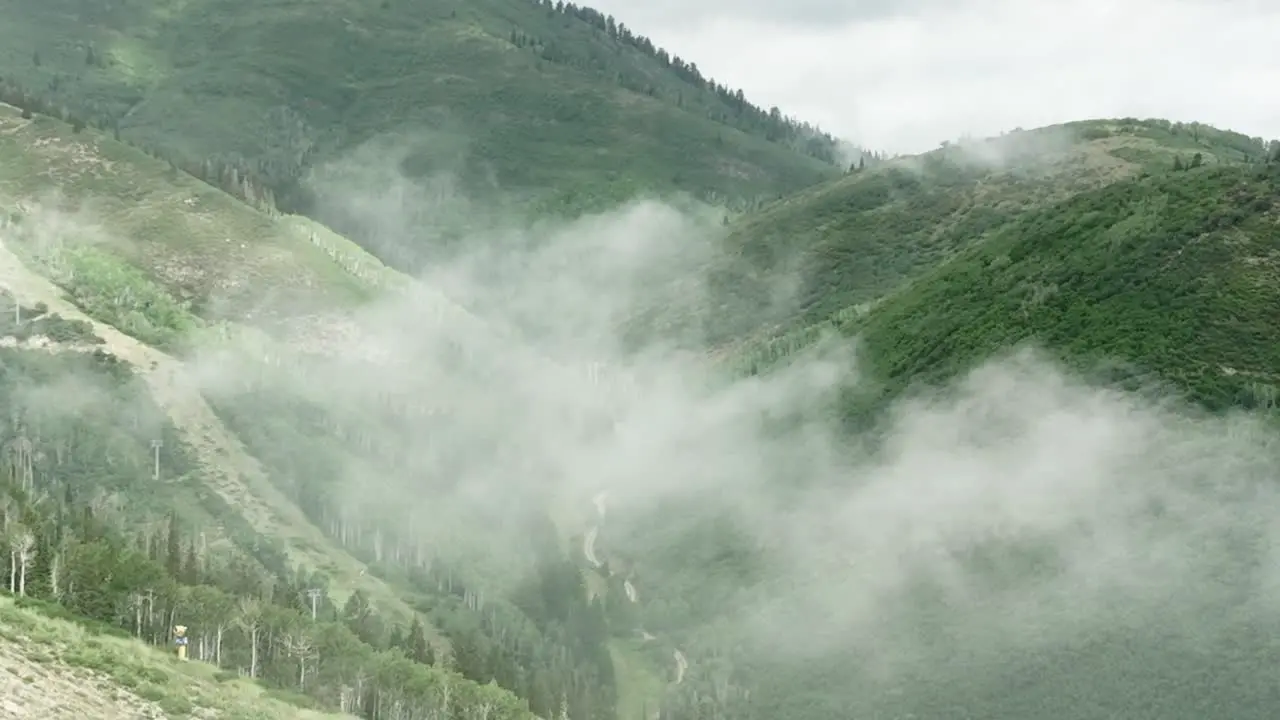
181;539;200;585
407;615;430;664
165;510;182;578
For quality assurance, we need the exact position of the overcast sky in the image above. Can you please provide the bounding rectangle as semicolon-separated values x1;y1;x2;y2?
586;0;1280;154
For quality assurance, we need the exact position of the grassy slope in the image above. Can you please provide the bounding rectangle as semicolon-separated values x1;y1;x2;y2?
0;104;382;328
0;594;349;720
0;100;478;353
709;119;1271;352
1;0;837;213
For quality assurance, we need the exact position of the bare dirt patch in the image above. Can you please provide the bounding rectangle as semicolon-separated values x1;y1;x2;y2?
0;638;164;720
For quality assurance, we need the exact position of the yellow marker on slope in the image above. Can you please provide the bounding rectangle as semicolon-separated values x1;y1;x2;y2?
173;625;189;661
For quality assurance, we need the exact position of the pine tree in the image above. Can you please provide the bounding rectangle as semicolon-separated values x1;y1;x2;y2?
182;539;200;585
165;510;182;578
408;616;430;664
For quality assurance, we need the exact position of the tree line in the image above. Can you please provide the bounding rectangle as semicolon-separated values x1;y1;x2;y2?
515;0;846;165
0;76;292;217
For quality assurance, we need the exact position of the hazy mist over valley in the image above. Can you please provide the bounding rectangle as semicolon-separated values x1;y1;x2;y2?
0;1;1278;719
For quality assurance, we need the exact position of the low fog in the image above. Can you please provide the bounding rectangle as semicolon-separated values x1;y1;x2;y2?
178;148;1280;714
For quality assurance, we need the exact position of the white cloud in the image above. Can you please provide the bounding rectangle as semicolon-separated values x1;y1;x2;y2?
589;0;1280;153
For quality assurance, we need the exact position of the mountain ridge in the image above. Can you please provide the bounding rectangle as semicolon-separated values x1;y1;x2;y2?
1;0;846;231
708;118;1278;362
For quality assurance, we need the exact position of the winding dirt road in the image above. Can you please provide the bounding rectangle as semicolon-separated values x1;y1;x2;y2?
584;526;603;568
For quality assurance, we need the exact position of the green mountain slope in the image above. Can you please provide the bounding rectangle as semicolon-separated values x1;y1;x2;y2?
745;161;1280;720
849;160;1280;414
0;95;711;717
0;0;840;224
0;335;537;719
0;104;630;720
703;119;1274;350
725;156;1280;417
612;137;1280;720
0;108;381;333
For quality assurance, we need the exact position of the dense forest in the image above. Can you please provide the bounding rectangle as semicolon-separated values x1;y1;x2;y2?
515;0;841;164
1;0;852;255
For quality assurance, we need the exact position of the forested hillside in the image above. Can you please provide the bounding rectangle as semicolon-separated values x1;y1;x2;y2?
694;119;1278;349
1;0;846;271
0;105;633;719
601;128;1280;720
717;126;1280;409
848;160;1280;414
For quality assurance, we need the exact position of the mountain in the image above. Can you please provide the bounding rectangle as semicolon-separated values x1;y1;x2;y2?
698;119;1275;349
4;12;1280;717
715;122;1280;411
846;157;1280;415
0;104;558;720
605;125;1280;720
1;0;843;270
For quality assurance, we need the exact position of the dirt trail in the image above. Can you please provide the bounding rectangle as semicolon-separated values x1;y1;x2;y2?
584;526;602;568
584;492;607;567
586;490;687;685
672;650;687;684
0;238;416;621
0;639;165;720
586;492;608;570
